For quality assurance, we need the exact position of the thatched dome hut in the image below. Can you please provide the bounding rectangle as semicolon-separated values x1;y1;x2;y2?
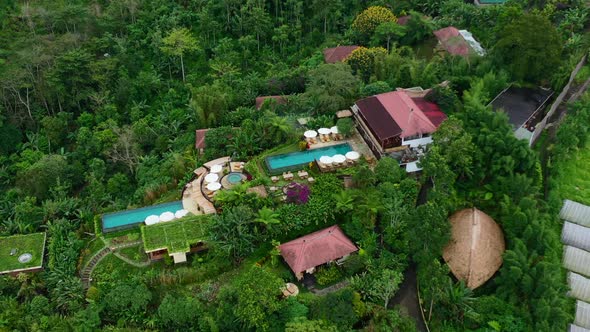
443;208;505;289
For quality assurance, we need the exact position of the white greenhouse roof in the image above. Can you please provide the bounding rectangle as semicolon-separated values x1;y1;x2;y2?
576;301;590;329
458;30;486;56
564;246;590;278
569;272;590;303
570;324;590;332
561;200;590;227
563;222;590;252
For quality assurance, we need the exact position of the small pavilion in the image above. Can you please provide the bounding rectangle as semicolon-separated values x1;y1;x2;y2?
279;225;357;280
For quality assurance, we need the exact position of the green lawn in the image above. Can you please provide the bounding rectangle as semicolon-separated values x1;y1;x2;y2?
0;233;46;273
118;244;149;263
141;215;209;253
552;143;590;205
80;237;106;268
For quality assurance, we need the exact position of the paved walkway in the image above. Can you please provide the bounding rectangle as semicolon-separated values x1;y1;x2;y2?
309;280;350;296
112;252;151;268
80;246;111;289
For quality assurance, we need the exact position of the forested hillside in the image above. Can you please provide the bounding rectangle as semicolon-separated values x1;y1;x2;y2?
1;0;589;331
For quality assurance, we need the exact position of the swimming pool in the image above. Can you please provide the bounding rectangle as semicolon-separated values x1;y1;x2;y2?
102;201;184;233
265;143;352;174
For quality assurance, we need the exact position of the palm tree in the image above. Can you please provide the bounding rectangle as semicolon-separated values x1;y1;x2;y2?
444;280;477;323
255;207;281;226
333;190;354;214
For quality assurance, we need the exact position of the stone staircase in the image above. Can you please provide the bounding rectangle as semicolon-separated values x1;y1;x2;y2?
80;246;111;289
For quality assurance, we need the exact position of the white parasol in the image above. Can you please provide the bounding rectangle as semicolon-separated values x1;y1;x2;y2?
174;209;189;219
318;128;331;135
204;173;219;183
319;156;333;164
345;151;360;160
160;211;175;222
304;130;318;138
210;164;223;174
332;154;346;163
145;215;160;225
330;126;339;134
206;182;222;191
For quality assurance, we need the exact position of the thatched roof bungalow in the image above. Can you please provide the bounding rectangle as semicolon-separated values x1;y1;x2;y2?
442;208;505;289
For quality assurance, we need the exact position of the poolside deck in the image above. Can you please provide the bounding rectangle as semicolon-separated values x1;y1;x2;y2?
182;176;216;215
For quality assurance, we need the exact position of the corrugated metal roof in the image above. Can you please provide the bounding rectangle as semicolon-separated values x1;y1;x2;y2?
563;222;590;252
569;272;590;302
576;301;590;329
570;324;590;332
561;200;590;227
564;246;590;278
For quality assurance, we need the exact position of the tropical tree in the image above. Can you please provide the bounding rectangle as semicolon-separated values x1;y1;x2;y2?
346;47;388;82
372;21;406;52
352;6;397;43
333;190;354;215
160;28;200;82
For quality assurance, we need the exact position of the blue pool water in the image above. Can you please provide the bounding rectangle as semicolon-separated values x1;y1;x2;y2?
266;143;352;170
102;201;184;232
227;173;243;184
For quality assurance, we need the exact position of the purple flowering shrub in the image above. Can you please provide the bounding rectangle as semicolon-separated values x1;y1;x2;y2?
285;182;310;204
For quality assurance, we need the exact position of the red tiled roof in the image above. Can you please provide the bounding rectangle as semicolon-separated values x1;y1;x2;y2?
279;225;357;274
397;15;411;25
412;98;447;127
195;128;210;149
356;91;444;141
323;46;360;63
255;95;287;110
433;26;470;56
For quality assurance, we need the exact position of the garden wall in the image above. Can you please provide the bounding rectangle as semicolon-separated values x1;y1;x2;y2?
530;54;588;146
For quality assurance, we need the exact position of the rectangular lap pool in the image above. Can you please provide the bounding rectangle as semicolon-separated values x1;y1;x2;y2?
265;143;352;174
102;201;184;233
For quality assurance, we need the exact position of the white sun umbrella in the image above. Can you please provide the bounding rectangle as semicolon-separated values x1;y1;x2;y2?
204;173;219;183
318;127;331;135
206;182;222;191
145;215;160;225
160;211;175;222
175;209;189;219
210;164;223;174
345;151;360;160
304;130;318;138
319;156;333;164
330;126;339;134
332;154;346;163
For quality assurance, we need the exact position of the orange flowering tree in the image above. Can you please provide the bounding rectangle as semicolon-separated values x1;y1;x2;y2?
352;6;397;42
346;46;388;82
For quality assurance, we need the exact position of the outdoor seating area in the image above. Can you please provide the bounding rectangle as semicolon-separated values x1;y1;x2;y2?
303;126;344;146
316;150;361;172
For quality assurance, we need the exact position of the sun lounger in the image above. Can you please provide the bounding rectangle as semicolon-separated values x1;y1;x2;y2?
307;177;315;183
271;176;279;182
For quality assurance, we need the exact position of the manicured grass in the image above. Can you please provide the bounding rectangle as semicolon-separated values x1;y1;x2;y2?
552;143;590;205
0;233;46;273
118;244;149;263
141;215;209;253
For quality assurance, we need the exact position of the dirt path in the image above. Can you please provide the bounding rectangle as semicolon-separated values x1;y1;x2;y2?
390;265;427;332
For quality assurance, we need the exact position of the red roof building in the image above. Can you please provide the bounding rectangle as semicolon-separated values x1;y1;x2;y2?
279;225;357;279
255;95;288;110
195;128;210;152
323;46;359;63
433;27;485;57
352;90;446;156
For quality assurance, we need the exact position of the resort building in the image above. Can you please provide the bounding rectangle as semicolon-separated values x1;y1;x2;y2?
351;89;446;171
279;225;357;280
323;45;359;63
141;218;207;264
559;199;590;331
488;86;553;142
442;208;505;289
0;232;47;275
433;26;485;57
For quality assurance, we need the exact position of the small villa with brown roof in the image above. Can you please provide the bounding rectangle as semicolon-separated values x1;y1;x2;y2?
255;95;288;110
351;89;446;164
279;225;357;280
433;26;485;57
443;208;505;289
323;46;359;63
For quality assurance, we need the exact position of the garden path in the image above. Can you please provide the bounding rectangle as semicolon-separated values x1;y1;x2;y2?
80;246;111;289
112;251;151;268
310;280;350;296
